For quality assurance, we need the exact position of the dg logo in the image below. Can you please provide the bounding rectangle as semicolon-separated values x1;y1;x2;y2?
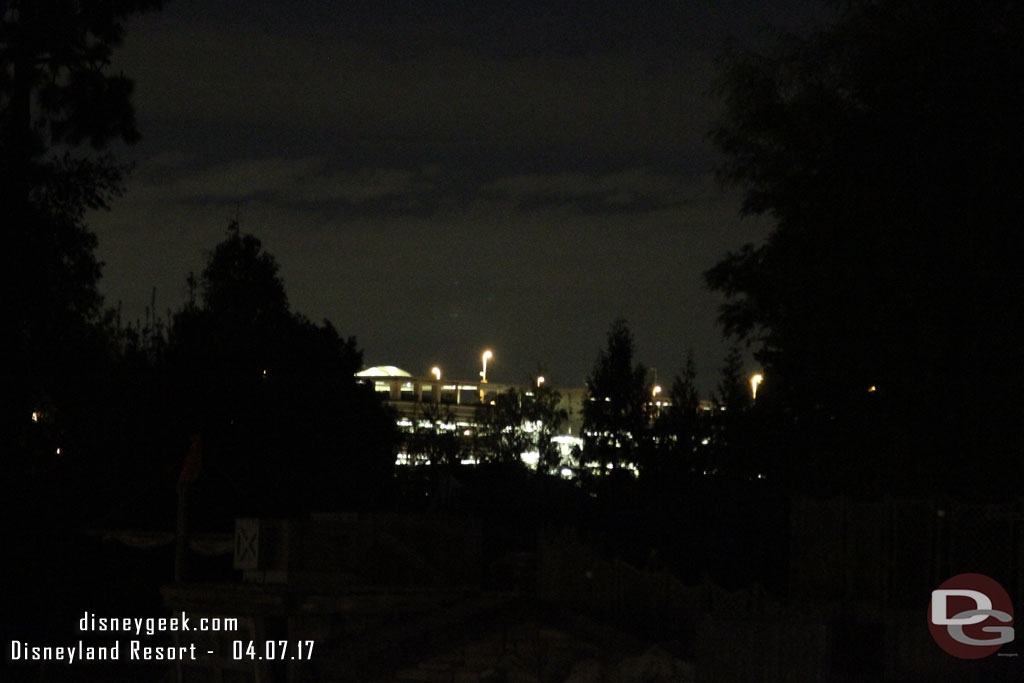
929;573;1015;659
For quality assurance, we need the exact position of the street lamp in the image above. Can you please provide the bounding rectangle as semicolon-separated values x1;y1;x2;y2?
537;376;545;388
431;367;441;381
480;350;492;383
750;373;763;400
650;385;664;418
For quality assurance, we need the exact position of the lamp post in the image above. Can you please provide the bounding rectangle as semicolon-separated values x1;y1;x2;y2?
537;376;545;388
429;367;442;404
651;384;663;417
750;374;763;400
479;350;492;403
480;350;492;383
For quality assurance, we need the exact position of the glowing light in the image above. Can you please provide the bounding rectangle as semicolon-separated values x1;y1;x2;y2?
652;385;662;398
356;366;412;378
537;376;545;388
750;374;764;400
480;350;493;383
868;385;876;392
31;412;39;422
431;366;441;381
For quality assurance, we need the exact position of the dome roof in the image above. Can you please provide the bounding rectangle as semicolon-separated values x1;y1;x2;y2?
356;365;413;378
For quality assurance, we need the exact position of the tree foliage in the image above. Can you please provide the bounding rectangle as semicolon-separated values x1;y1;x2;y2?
650;351;704;467
706;0;1024;497
475;388;532;466
713;346;748;414
642;350;711;489
165;225;399;519
2;1;166;649
2;0;162;461
199;221;289;322
581;319;650;475
474;385;568;471
530;385;568;475
1;0;163;323
406;402;469;469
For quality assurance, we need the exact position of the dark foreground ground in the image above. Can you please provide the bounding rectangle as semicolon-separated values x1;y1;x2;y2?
5;467;1023;681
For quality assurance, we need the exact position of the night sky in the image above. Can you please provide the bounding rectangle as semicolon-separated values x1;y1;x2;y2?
89;0;825;389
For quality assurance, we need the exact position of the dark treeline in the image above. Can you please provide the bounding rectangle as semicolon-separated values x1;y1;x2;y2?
0;0;398;529
705;0;1024;501
382;0;1024;597
0;4;400;664
14;216;403;529
2;0;167;661
111;222;401;524
395;316;784;592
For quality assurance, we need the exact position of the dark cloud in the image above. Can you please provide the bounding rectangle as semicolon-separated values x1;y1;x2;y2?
91;0;817;390
119;23;715;161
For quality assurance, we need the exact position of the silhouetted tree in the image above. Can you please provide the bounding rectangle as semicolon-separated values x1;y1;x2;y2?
200;221;289;323
706;0;1024;497
166;224;398;520
475;388;531;466
708;346;755;478
528;385;568;475
2;1;163;460
406;402;469;469
714;346;749;414
649;350;707;478
471;384;568;472
1;0;164;657
581;319;650;476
